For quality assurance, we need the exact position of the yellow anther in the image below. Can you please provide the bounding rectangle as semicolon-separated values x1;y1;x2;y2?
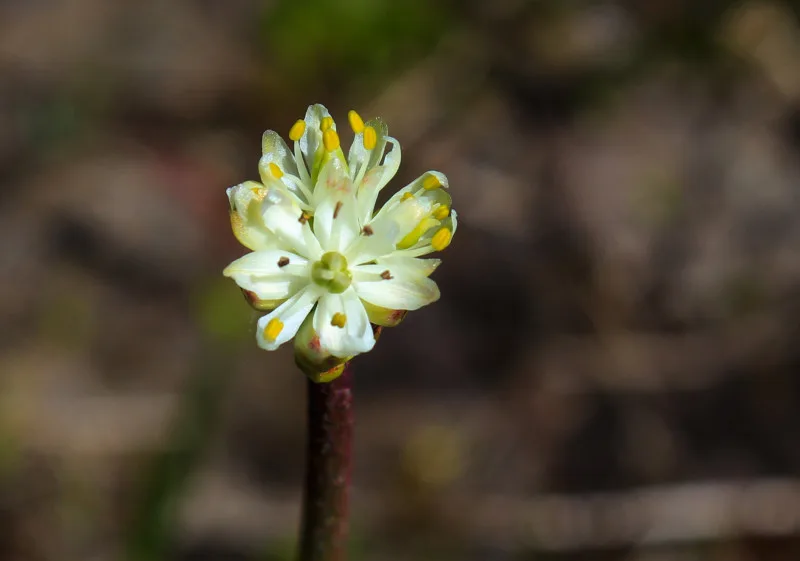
401;192;414;202
433;205;450;220
322;129;340;152
263;318;284;342
268;162;283;179
397;217;438;249
289;120;306;142
320;116;334;131
422;174;441;190
330;312;347;328
348;110;365;134
362;126;377;150
431;227;452;251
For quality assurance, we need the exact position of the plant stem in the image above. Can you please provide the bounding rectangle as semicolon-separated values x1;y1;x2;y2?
298;363;354;561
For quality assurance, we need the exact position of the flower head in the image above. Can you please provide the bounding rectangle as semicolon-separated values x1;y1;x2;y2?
224;104;456;374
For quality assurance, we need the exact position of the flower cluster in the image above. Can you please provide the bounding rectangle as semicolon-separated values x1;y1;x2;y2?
223;104;456;379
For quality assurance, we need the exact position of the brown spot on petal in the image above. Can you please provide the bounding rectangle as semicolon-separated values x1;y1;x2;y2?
380;270;393;280
277;256;290;267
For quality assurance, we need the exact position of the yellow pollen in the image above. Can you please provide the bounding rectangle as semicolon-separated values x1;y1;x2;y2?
348;110;365;134
330;312;347;328
268;162;283;179
289;120;306;142
363;126;377;150
433;205;450;220
322;129;340;152
431;228;452;251
320;116;334;132
263;318;284;342
401;192;414;202
422;174;441;190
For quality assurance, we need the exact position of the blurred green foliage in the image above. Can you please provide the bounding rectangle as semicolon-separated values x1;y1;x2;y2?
194;278;253;345
261;0;451;88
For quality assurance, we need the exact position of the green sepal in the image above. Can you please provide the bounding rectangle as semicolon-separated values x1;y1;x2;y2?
293;314;351;382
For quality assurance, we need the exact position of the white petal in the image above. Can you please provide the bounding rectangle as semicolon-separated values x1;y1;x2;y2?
262;199;322;260
313;193;360;254
353;271;440;311
374;254;441;278
347;118;389;175
343;220;399;265
223;250;309;300
256;285;320;351
356;137;401;223
256;175;308;211
313;155;355;205
299;104;333;179
313;289;375;358
260;130;299;176
372;170;449;224
369;194;434;246
227;182;287;251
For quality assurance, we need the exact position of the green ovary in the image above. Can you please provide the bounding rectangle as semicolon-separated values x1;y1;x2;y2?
311;251;352;294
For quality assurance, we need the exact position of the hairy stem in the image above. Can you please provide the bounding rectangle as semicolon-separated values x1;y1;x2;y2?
298;363;354;561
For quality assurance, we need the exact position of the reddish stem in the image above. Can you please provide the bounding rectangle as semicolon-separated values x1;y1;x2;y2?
298;363;354;561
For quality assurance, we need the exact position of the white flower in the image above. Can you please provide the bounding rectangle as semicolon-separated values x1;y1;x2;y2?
224;104;457;359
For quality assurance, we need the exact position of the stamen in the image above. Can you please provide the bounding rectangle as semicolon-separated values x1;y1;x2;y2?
320;116;334;131
363;126;377;151
422;174;440;190
322;129;340;152
401;192;414;202
333;201;343;219
263;318;284;342
281;173;314;203
330;312;347;328
380;270;393;280
397;216;438;249
431;227;452;251
289;120;306;142
299;212;311;224
268;162;283;179
362;225;374;236
433;205;450;220
348;110;365;134
293;136;311;184
277;256;290;268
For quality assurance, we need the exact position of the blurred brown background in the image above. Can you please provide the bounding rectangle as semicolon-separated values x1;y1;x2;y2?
3;0;800;560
